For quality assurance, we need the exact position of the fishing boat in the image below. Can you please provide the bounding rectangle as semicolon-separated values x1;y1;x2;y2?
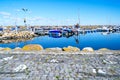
49;30;62;38
101;26;109;32
62;28;74;36
34;28;44;35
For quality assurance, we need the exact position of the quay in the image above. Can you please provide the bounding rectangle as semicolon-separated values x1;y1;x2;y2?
0;50;119;80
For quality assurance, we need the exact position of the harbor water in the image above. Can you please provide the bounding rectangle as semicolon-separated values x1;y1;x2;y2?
0;31;120;50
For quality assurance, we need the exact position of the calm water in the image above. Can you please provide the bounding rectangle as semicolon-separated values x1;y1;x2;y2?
0;32;120;50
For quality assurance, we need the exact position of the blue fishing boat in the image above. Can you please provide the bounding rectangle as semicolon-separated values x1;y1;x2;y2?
62;29;74;36
49;30;62;38
0;28;3;31
49;30;62;33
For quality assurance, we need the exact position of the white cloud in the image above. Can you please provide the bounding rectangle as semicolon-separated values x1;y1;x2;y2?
0;11;11;16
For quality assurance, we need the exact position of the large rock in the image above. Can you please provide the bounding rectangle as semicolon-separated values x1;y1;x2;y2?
82;47;94;52
22;44;43;51
14;47;23;51
2;33;9;37
63;46;80;52
0;47;4;50
99;48;109;51
45;47;62;51
1;47;11;51
2;31;35;39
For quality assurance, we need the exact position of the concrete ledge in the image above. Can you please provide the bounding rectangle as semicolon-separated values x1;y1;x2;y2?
0;50;120;54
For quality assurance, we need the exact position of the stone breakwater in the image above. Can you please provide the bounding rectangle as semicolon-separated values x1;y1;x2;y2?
1;31;35;39
0;51;120;80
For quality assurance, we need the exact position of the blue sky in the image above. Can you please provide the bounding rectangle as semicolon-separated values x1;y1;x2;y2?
0;0;120;26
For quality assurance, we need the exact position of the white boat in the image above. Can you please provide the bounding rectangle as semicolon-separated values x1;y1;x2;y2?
102;26;109;31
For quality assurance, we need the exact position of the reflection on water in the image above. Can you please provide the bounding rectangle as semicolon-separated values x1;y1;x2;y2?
49;34;62;38
0;38;33;43
101;32;110;35
73;35;80;44
0;30;120;50
0;38;33;48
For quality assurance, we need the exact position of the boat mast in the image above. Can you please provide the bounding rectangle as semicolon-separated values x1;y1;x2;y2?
78;8;80;28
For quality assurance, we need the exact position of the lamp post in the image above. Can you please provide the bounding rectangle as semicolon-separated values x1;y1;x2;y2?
22;8;28;30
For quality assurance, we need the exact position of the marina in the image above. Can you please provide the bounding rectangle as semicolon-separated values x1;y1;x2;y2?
0;26;119;50
0;0;120;80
